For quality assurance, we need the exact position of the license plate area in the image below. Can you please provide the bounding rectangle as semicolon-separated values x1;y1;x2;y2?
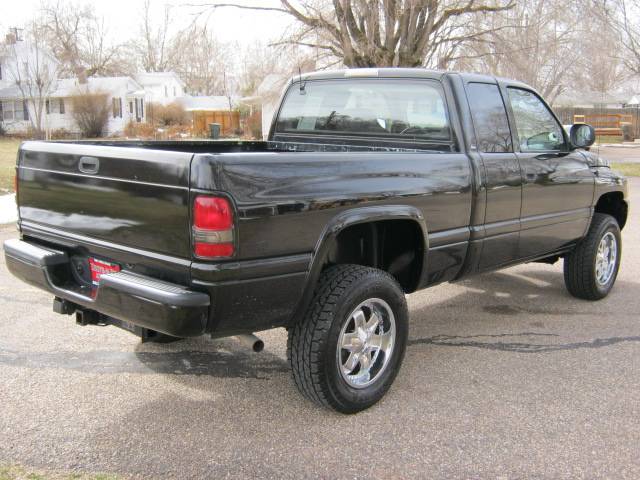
88;257;120;285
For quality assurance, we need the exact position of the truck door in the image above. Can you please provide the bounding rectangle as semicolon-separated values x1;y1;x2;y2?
503;86;594;259
465;82;522;270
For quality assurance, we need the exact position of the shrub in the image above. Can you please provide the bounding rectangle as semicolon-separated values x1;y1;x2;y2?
70;90;110;138
124;121;156;139
243;109;262;139
146;102;190;127
50;128;75;140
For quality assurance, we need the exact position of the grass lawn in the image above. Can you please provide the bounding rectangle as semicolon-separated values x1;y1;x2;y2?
596;135;623;145
612;162;640;177
0;138;20;193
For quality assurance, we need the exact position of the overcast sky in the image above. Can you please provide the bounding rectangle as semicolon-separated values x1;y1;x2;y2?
0;0;293;47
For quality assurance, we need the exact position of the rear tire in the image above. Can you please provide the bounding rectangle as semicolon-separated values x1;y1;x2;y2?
287;264;408;413
564;213;621;300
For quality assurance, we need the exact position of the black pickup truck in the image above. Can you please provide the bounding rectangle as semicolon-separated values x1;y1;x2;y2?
4;68;628;413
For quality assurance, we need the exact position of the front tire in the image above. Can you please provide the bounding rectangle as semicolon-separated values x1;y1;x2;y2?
564;213;621;300
287;264;408;413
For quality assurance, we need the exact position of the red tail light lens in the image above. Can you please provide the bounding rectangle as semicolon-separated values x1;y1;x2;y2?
194;196;233;230
193;195;234;258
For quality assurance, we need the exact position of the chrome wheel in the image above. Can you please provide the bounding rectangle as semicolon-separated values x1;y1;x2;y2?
595;232;617;286
337;298;396;389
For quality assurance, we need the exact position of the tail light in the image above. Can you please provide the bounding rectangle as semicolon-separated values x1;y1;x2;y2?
192;195;235;258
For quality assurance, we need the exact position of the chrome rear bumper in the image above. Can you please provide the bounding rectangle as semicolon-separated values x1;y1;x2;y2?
4;239;210;337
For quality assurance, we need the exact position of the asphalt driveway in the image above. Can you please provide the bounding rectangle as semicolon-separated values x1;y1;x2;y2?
0;180;638;479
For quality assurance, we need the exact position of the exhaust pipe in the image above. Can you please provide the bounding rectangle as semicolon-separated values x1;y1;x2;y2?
235;334;264;353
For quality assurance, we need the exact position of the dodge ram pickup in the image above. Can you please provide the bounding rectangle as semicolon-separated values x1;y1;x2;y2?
4;68;628;413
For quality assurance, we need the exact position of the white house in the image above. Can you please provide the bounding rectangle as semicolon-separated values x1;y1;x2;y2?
135;72;186;106
0;32;59;134
242;73;289;139
0;32;188;137
0;76;146;136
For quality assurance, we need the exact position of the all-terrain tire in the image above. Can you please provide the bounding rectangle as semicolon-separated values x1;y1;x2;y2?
287;264;408;413
564;213;621;300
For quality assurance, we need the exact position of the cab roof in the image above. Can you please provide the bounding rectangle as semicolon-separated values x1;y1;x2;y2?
293;68;533;91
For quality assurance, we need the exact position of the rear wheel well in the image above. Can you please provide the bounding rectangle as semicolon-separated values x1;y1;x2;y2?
595;192;627;229
323;220;424;293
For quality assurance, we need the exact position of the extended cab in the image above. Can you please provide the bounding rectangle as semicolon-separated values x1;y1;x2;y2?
4;69;628;412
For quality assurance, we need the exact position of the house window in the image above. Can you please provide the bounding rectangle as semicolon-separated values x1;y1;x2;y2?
112;97;122;118
0;64;3;80
173;86;176;96
59;98;65;114
1;100;27;121
2;101;15;121
140;99;144;117
129;101;134;115
14;101;26;121
45;99;50;114
164;86;168;97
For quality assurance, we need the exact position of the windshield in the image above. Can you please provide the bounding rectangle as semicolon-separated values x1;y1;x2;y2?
274;79;451;144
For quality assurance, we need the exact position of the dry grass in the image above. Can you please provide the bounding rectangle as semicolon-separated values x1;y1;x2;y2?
0;138;20;192
612;162;640;177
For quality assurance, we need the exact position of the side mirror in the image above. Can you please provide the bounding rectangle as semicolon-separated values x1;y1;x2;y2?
570;123;595;149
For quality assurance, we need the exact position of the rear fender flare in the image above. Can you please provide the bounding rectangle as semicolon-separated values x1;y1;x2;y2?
289;205;429;325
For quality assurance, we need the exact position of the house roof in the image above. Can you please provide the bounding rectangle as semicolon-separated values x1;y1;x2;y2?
135;72;186;88
177;95;236;111
553;90;635;107
0;76;145;99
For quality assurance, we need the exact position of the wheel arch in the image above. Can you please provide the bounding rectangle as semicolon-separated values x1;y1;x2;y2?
289;205;429;326
594;191;628;230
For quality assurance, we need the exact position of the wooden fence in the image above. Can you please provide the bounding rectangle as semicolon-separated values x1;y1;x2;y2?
192;110;240;137
554;106;640;140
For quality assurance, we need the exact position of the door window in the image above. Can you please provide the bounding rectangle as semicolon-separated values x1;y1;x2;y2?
467;83;512;153
507;88;564;152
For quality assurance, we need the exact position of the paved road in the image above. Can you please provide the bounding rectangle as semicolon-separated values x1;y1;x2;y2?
1;181;639;479
599;145;640;163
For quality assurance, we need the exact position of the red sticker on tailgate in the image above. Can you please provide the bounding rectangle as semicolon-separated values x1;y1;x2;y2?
89;257;120;285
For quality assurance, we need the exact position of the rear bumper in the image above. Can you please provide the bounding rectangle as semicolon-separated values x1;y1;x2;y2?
4;239;210;337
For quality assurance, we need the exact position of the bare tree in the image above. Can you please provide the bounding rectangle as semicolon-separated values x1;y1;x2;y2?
457;0;586;103
171;24;233;94
37;1;126;81
195;0;515;68
600;0;640;76
135;0;176;72
575;2;629;95
5;26;58;138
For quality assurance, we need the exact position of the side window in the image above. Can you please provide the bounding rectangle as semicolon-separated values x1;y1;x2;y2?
507;88;564;152
467;83;512;153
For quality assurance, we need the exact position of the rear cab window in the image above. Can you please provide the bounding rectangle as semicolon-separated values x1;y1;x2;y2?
273;79;454;151
466;83;513;153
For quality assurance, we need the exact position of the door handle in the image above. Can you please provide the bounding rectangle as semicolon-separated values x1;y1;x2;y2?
78;156;100;174
535;152;568;161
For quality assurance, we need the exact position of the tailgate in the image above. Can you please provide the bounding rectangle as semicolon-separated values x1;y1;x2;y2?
16;141;193;260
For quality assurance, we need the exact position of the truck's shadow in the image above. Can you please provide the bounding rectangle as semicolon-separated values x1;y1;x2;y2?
130;266;640;381
4;267;635;381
